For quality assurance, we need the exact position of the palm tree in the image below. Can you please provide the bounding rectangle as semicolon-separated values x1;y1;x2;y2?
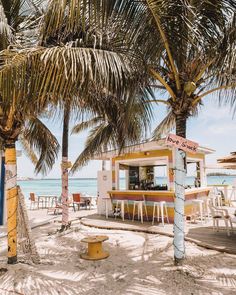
0;49;60;263
69;0;236;265
0;0;151;260
71;90;153;171
0;0;58;264
38;0;154;229
60;102;71;230
142;0;236;265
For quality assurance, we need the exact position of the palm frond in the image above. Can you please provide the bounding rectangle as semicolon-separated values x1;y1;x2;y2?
40;0;152;50
1;0;44;28
0;2;14;50
23;117;60;175
71;85;154;172
153;112;175;139
71;123;113;173
72;117;103;134
0;45;139;111
215;12;236;111
18;133;38;166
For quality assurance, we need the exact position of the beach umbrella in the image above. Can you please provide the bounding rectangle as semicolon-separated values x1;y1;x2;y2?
218;152;236;164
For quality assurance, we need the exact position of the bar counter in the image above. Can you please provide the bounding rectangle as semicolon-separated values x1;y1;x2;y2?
108;188;211;223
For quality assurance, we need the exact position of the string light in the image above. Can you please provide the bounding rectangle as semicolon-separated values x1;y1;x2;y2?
173;151;187;259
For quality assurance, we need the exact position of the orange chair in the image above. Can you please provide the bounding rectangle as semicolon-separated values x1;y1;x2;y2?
29;193;43;210
72;193;84;211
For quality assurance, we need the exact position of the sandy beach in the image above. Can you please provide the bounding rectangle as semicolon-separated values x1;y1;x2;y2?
0;216;236;295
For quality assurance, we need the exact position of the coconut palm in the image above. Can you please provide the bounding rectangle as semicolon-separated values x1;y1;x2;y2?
68;0;236;265
0;48;61;264
0;0;153;259
0;0;58;264
38;0;156;229
71;88;153;171
123;0;235;265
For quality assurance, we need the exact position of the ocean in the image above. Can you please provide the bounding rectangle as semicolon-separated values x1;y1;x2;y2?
18;176;236;199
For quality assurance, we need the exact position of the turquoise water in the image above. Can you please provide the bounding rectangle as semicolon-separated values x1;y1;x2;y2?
18;176;236;199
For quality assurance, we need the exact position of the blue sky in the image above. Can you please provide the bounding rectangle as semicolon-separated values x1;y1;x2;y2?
17;96;236;178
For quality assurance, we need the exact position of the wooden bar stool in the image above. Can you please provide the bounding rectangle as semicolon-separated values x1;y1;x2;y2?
132;200;148;223
152;201;169;226
115;200;130;221
80;235;109;260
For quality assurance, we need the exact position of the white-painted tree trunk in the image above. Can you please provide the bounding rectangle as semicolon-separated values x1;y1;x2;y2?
61;156;69;226
173;148;186;264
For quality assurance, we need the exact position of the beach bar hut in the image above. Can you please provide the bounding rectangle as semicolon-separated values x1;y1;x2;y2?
96;138;214;222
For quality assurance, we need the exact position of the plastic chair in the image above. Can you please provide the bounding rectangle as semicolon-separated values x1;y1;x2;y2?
29;193;43;210
208;204;233;236
72;193;84;211
192;199;205;223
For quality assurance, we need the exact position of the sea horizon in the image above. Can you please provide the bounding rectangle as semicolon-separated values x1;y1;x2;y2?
17;175;236;200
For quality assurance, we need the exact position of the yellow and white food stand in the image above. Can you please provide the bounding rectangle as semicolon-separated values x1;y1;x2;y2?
96;139;214;222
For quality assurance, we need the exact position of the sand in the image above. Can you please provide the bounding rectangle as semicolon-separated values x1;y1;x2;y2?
0;221;236;295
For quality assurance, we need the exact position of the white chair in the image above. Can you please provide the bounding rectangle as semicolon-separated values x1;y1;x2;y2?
132;200;148;223
152;201;169;226
29;192;44;210
229;185;236;207
209;204;233;236
115;200;130;221
192;199;205;223
204;198;211;219
211;187;223;206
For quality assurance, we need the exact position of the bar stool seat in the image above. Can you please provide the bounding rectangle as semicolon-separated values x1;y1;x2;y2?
152;201;169;226
132;200;148;223
115;200;130;221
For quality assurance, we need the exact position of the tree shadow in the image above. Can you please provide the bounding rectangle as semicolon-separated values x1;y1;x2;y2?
0;226;235;295
187;225;236;254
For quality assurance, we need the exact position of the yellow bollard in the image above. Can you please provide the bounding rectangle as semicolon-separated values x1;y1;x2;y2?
80;235;109;260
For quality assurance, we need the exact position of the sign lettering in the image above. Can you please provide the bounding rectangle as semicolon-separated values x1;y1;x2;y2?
165;134;199;154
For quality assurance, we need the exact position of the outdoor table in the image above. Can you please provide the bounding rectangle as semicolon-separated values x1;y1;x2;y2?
37;195;58;209
80;235;109;260
81;196;92;210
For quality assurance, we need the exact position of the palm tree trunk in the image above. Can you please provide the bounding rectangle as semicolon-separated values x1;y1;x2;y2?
5;141;18;264
61;106;70;228
174;114;187;266
0;154;5;225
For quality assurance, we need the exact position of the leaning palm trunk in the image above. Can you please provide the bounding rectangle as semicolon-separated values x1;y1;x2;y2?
17;186;40;264
61;107;70;229
173;114;187;265
5;142;18;264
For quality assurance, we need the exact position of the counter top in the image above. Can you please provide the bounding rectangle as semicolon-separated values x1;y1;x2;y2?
108;187;210;196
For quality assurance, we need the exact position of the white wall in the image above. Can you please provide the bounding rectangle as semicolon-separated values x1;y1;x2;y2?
97;170;113;216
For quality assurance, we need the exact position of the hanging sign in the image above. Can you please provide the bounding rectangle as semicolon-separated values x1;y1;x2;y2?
165;134;199;154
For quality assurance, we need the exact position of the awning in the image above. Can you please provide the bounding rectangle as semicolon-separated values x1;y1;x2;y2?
217;152;236;164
